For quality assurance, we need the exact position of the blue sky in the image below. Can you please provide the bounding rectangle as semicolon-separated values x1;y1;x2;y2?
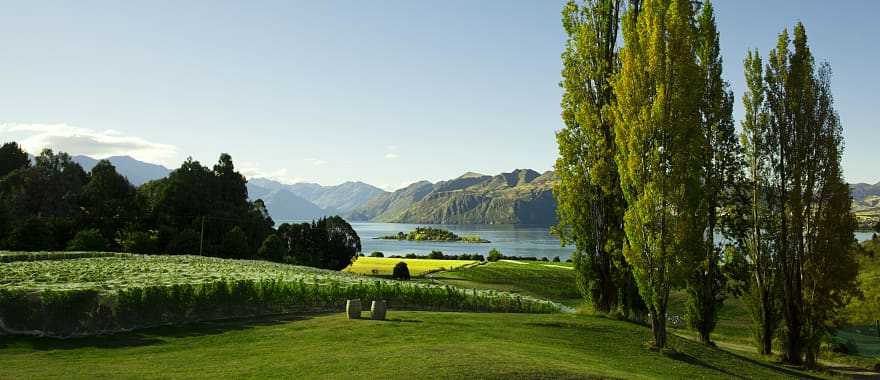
1;1;877;189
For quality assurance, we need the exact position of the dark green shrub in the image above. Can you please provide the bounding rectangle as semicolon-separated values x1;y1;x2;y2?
221;226;251;258
428;250;444;259
6;217;53;251
392;262;411;280
258;234;287;262
552;256;560;262
168;228;200;255
487;249;502;262
369;251;384;258
120;230;159;254
66;229;109;251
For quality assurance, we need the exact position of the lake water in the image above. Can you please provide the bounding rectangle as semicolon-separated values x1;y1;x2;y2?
351;222;572;260
280;221;876;260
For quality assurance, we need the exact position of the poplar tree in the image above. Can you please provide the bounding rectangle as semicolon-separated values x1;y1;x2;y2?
685;0;743;346
763;23;860;366
613;0;703;348
554;0;643;317
740;49;781;356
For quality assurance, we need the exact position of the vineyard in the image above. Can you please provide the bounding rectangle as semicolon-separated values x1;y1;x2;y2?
0;252;560;337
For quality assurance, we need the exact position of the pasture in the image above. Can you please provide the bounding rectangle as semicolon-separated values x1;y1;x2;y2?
0;311;822;379
344;256;479;277
433;260;581;303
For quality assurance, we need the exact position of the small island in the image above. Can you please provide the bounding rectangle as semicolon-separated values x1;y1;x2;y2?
376;227;490;243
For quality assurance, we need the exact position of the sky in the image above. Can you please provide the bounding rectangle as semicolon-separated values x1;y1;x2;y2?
1;0;877;190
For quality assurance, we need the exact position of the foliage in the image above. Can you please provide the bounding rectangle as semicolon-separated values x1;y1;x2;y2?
379;227;489;243
257;234;286;262
277;216;361;270
221;226;251;258
79;160;139;247
754;23;861;366
686;0;744;346
119;230;160;254
392;262;411;281
4;217;54;251
740;46;783;356
488;248;502;262
612;0;704;348
0;142;30;179
554;0;643;318
0;254;558;337
65;229;109;252
369;251;384;257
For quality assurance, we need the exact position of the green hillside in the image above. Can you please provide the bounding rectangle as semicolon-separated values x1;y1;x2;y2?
0;311;822;379
349;169;558;225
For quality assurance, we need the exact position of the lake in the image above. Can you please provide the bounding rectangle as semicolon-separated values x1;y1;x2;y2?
280;221;877;260
351;222;572;260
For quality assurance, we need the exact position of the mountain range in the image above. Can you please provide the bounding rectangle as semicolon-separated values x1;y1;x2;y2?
852;181;880;214
348;169;558;225
66;155;878;227
72;155;171;186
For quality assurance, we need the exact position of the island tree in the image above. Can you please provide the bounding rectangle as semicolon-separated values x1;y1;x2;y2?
554;0;642;317
612;0;703;348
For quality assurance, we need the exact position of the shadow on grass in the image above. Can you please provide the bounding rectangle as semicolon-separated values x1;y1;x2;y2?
1;312;327;352
670;336;824;380
664;350;749;379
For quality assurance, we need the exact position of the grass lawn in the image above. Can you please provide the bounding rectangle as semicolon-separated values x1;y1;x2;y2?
432;260;581;304
0;311;824;379
344;256;478;277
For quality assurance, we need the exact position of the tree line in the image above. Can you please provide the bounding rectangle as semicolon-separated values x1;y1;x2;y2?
0;145;360;270
554;0;858;366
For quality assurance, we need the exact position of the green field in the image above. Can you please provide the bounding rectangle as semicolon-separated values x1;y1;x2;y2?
344;256;479;277
2;250;876;377
0;253;558;337
433;260;581;304
0;311;823;379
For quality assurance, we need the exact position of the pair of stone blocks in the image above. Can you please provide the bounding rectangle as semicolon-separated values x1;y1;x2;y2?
346;299;386;320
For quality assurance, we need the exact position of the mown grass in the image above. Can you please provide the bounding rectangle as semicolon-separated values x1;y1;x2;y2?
0;311;824;379
344;256;479;277
432;260;580;304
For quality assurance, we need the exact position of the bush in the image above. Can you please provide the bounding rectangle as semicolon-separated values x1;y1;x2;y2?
258;234;287;262
369;251;384;258
66;229;109;252
221;226;251;258
168;229;201;255
6;217;53;251
488;249;502;262
120;230;159;254
552;256;560;262
540;257;549;262
428;250;444;259
392;262;411;280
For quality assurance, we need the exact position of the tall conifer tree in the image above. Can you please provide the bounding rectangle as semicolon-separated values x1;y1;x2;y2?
686;0;743;345
763;23;860;365
613;0;703;348
555;0;643;317
740;49;781;356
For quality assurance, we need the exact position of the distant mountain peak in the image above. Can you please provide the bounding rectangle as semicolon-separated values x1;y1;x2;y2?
458;171;487;179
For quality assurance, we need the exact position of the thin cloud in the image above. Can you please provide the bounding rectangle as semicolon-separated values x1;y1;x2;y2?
1;122;177;165
304;158;328;166
239;164;302;184
384;153;399;159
